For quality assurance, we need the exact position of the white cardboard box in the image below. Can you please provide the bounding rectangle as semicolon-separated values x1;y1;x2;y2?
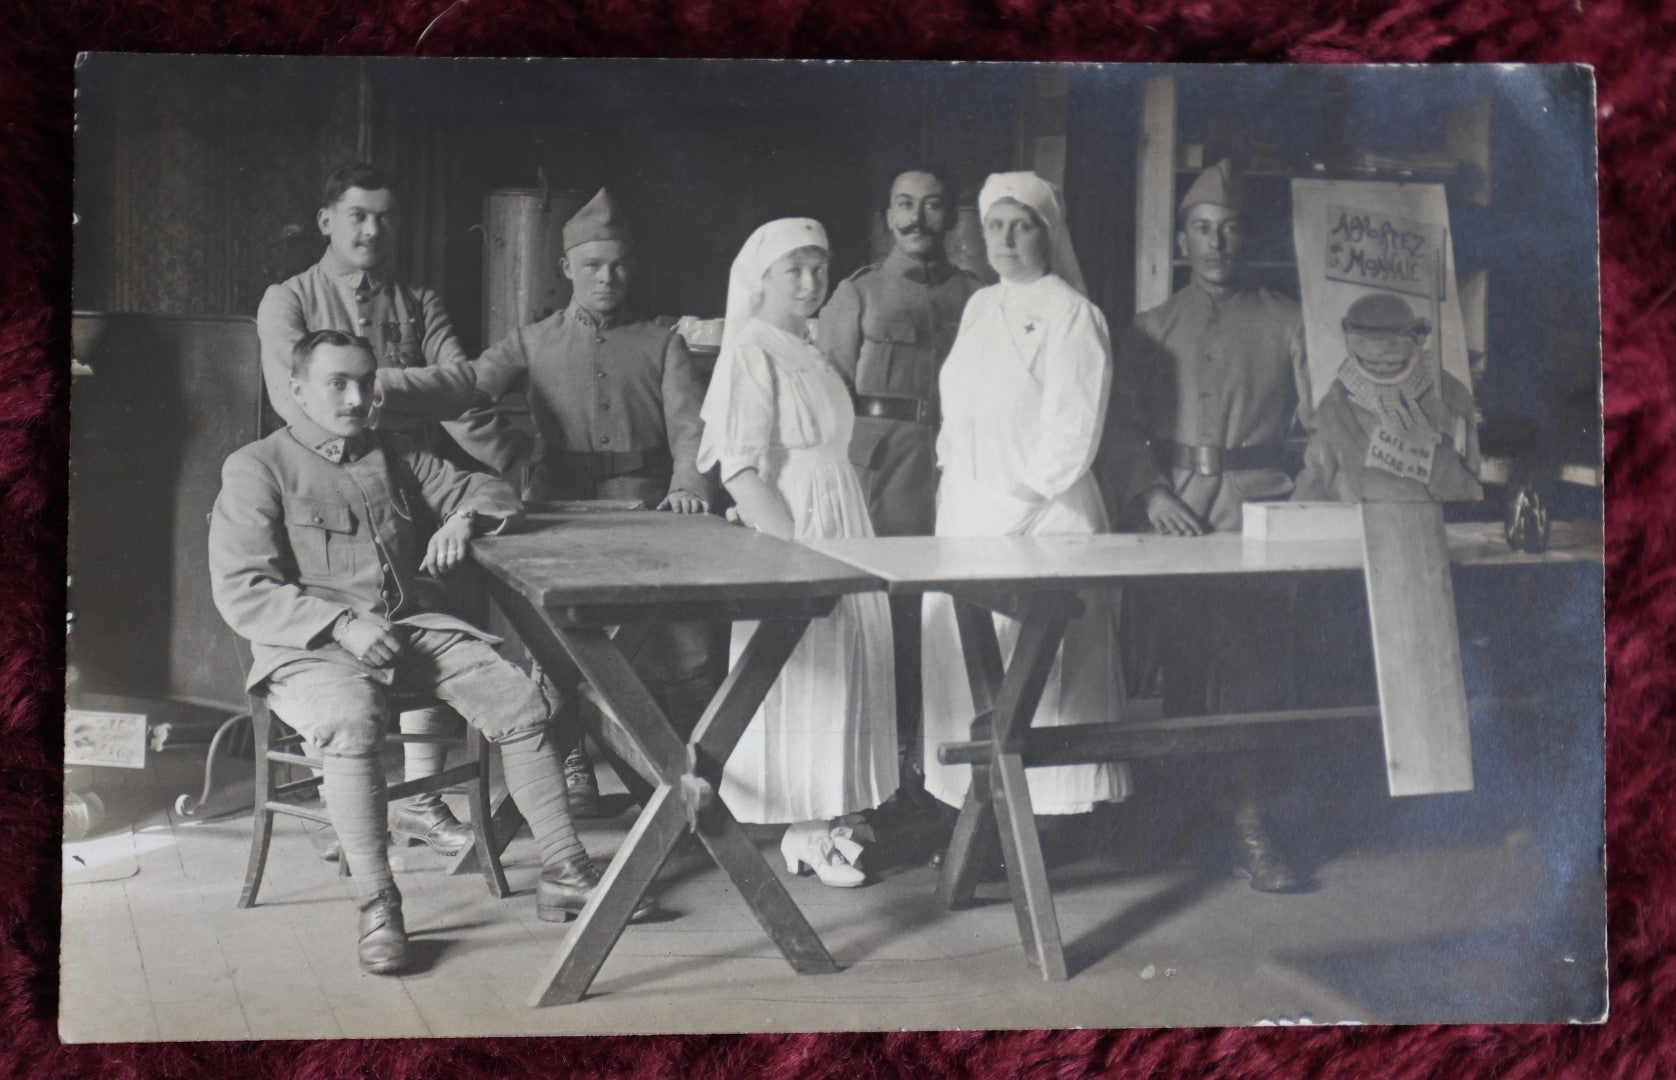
1243;501;1365;542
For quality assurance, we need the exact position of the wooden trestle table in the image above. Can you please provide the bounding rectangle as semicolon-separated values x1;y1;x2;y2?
810;507;1604;982
468;510;882;1006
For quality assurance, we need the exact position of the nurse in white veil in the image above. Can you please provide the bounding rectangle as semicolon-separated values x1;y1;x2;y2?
697;218;898;887
921;172;1132;816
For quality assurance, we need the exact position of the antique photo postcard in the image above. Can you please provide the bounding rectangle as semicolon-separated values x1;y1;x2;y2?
64;55;1603;1040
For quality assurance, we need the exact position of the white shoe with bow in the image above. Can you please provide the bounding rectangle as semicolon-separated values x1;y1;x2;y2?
780;820;867;888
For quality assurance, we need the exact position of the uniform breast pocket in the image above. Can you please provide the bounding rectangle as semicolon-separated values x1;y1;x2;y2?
282;498;358;580
860;316;921;393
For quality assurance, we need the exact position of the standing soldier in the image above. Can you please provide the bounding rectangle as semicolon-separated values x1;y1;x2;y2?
257;162;504;858
816;166;982;801
380;187;722;816
1101;159;1313;892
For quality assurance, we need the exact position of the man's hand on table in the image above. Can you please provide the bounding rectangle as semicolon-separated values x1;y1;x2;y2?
657;490;709;514
420;513;476;576
1144;486;1206;537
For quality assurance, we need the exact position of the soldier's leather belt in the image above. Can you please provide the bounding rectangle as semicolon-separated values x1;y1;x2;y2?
547;446;672;478
853;393;938;427
1156;440;1287;478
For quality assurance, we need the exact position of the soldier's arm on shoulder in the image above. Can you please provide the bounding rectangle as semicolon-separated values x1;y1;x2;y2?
816;275;865;382
377;325;526;421
660;331;714;502
375;362;479;421
417;286;471;368
401;435;525;533
207;447;347;649
374;288;491;419
467;327;533;404
255;283;307;427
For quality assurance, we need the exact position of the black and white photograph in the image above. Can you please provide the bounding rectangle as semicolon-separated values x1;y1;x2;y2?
63;55;1604;1040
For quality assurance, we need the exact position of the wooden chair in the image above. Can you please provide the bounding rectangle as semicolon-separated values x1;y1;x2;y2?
236;647;511;908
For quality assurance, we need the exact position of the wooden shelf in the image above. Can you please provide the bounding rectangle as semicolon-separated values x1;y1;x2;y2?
1170;259;1296;270
1174;164;1464;181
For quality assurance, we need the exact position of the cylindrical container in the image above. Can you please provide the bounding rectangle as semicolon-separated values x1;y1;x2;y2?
480;188;591;348
64;789;104;843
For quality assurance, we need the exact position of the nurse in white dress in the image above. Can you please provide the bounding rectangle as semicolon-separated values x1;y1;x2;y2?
697;218;899;886
921;172;1132;815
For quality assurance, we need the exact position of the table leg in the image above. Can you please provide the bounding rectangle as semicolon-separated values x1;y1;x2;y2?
985;596;1074;982
936;770;998;911
937;593;1076;981
938;600;1008;909
529;782;688;1007
686;615;839;975
697;804;841;974
482;575;839;1004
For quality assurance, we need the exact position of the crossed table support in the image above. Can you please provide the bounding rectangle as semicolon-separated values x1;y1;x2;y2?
479;574;842;1006
812;509;1605;984
463;511;878;1006
934;590;1081;981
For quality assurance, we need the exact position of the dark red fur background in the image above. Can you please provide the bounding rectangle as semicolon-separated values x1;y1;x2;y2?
2;1;1669;1076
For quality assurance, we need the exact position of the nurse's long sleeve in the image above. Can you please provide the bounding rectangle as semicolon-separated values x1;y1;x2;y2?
1020;299;1113;501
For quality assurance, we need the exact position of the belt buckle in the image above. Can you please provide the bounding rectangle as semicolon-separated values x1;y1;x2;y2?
916;399;934;426
1193;445;1222;477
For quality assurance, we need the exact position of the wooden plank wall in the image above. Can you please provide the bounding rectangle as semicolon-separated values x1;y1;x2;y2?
75;55;371;320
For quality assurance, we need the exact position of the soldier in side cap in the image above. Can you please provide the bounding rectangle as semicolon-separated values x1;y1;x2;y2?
380;186;723;816
816;166;983;807
1098;159;1313;893
257;162;516;859
1295;292;1483;503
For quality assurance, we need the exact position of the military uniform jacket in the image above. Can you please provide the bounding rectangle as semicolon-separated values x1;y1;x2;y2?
444;301;713;501
256;250;493;456
816;248;982;471
208;415;523;691
1103;281;1313;533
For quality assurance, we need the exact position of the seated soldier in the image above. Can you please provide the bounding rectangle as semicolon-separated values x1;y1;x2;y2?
208;329;652;975
1294;292;1483;503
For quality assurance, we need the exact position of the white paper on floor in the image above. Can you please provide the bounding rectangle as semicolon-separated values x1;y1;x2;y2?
63;827;139;885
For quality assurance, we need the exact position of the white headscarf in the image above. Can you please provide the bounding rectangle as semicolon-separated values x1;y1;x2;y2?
697;217;830;473
977;171;1086;297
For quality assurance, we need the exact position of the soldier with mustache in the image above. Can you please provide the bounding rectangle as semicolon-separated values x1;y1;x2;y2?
256;162;506;859
816;166;982;805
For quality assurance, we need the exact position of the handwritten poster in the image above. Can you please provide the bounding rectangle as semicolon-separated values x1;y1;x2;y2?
1291;180;1471;406
1324;207;1445;300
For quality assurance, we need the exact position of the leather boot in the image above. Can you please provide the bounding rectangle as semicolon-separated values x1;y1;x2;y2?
537;856;656;923
391;796;474;856
1232;804;1305;893
356;885;409;975
563;745;604;819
